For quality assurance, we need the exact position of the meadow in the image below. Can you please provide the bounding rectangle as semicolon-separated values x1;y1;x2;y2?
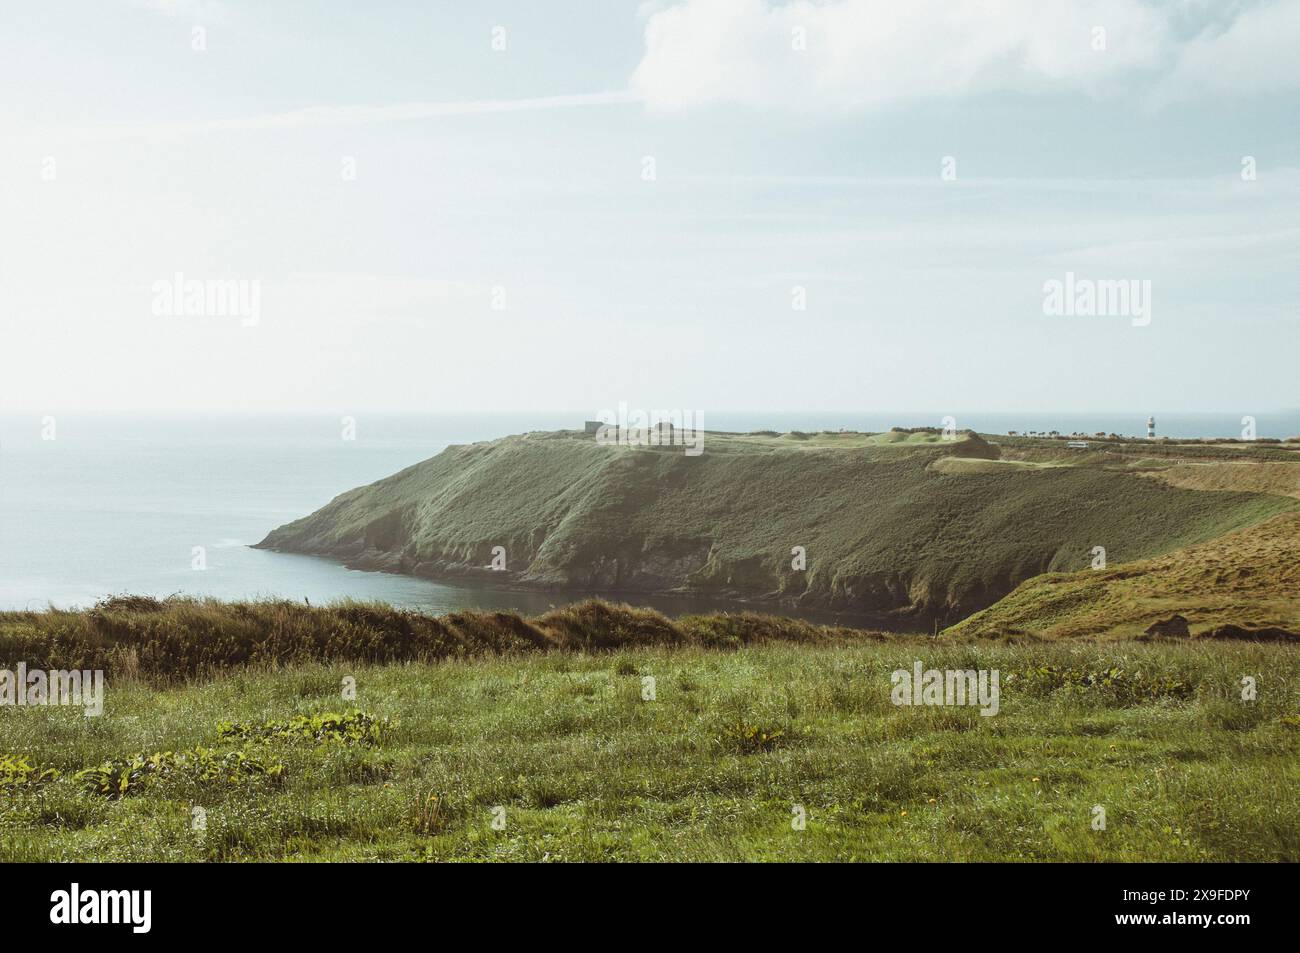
2;600;1296;862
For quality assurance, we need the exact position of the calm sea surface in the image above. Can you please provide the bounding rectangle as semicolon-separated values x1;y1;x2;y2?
2;411;1295;618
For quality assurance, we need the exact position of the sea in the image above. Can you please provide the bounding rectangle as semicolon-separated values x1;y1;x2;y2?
2;410;1296;618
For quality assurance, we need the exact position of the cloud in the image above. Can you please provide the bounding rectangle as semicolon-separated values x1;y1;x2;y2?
630;0;1299;111
1151;0;1300;102
192;90;642;131
9;90;641;145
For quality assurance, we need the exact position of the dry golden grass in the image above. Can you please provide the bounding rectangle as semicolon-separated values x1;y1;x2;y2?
1138;461;1300;499
0;596;876;684
948;511;1300;640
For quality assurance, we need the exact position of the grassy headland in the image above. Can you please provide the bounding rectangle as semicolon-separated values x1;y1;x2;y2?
256;428;1299;628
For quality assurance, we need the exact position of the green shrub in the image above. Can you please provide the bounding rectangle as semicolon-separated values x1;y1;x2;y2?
715;718;790;754
0;753;61;790
217;710;389;745
75;747;283;799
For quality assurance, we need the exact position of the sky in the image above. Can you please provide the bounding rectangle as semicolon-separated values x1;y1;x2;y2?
0;0;1297;416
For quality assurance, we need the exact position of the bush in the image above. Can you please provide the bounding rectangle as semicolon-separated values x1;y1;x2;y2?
217;710;389;745
75;747;284;799
714;710;794;754
0;753;61;790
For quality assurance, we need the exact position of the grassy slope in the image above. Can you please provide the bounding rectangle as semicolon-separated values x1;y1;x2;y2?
1138;461;1300;499
256;430;1297;622
3;638;1296;861
946;511;1300;641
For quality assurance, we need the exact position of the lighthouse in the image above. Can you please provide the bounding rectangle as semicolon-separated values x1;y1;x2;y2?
1147;416;1155;440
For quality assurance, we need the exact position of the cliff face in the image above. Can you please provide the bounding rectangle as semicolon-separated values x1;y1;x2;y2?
256;429;1295;623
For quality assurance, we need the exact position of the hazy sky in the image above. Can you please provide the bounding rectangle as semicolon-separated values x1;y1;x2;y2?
1;0;1297;415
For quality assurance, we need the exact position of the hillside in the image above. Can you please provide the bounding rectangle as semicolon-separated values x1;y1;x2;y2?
945;510;1300;641
257;429;1298;624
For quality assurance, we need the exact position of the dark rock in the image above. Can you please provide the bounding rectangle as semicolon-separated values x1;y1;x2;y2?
1201;624;1297;642
1144;614;1190;638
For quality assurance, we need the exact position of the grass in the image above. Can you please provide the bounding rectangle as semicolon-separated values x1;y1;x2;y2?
949;511;1300;640
0;597;870;682
2;635;1296;861
1138;460;1300;499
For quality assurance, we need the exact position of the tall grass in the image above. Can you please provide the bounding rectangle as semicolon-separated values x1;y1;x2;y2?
0;596;879;683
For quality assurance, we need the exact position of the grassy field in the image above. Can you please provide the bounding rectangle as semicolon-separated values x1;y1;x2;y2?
2;601;1297;861
256;429;1297;624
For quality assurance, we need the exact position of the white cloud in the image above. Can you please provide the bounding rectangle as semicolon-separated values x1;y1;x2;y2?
5;90;641;146
630;0;1299;111
1151;0;1300;102
192;91;642;131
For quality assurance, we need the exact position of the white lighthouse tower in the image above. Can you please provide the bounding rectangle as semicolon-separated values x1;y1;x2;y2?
1147;415;1155;440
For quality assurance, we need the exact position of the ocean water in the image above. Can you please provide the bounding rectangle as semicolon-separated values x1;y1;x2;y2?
0;413;573;614
1;411;1295;616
